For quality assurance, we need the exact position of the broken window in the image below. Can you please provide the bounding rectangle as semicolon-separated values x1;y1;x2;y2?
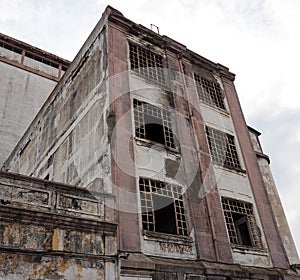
221;197;263;248
206;126;241;170
133;99;175;149
129;42;165;83
139;178;188;236
194;74;225;110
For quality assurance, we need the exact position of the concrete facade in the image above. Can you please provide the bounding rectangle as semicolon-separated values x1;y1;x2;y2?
0;171;117;279
0;33;70;166
1;5;300;280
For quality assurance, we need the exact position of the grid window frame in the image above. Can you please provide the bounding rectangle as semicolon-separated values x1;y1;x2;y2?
194;74;226;110
139;178;188;237
206;126;241;170
221;197;263;248
129;42;166;84
133;99;176;149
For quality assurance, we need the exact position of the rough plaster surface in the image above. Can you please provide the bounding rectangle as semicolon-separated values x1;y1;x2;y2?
0;62;56;166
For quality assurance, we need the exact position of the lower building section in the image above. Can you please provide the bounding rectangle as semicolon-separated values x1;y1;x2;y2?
0;171;299;279
0;253;111;279
0;171;117;280
121;254;300;280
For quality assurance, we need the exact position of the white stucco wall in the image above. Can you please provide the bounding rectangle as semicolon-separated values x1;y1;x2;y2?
0;61;56;166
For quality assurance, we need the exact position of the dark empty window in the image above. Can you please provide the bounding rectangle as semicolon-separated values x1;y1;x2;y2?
25;52;59;68
206;126;241;170
129;42;165;83
139;178;188;236
222;197;263;248
0;41;22;54
133;99;175;148
194;74;225;110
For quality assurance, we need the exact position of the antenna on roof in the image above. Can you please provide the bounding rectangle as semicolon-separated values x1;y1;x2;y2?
150;24;160;34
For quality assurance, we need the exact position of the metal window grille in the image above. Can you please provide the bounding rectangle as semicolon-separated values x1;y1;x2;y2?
194;74;225;110
206;126;241;169
139;178;188;236
133;99;175;148
129;42;165;83
222;197;263;248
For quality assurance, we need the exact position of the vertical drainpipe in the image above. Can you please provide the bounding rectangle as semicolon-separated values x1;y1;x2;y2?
175;52;220;262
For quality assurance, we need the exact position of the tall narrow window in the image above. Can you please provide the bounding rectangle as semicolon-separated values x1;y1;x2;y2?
139;178;188;236
133;99;175;149
129;42;165;83
221;197;263;248
194;74;225;110
206;126;241;170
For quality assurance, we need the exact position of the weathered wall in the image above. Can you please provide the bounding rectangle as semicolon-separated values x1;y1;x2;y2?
3;9;112;195
223;77;290;268
0;62;57;166
121;256;300;280
0;171;117;279
248;128;300;265
107;19;141;254
0;34;70;167
200;90;272;266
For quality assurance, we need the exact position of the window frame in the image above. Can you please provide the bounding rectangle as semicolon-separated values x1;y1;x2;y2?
139;177;188;237
205;126;242;171
129;42;166;84
133;99;176;149
221;197;263;249
194;74;226;111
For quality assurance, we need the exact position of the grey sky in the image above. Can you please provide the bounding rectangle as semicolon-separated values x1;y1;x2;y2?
1;0;299;254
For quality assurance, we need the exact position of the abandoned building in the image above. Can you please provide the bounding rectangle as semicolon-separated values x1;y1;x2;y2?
0;5;300;280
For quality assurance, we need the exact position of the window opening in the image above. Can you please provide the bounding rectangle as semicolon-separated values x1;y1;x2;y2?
25;52;59;68
206;126;241;170
233;213;252;246
0;41;22;54
222;197;263;248
152;194;177;235
134;99;175;149
129;42;165;83
194;74;225;110
139;178;188;236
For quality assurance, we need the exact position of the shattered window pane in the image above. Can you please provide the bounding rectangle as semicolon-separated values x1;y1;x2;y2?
133;99;175;149
221;197;263;248
139;178;188;236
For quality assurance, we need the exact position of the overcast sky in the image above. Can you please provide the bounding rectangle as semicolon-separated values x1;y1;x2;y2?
1;0;299;255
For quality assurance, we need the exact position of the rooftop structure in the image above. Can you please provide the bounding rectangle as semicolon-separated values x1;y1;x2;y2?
0;32;70;165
